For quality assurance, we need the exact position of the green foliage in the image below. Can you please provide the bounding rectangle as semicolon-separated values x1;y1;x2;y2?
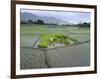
21;19;44;24
65;39;74;45
77;22;90;27
38;33;77;48
28;20;33;24
38;34;63;48
35;19;44;24
38;34;50;48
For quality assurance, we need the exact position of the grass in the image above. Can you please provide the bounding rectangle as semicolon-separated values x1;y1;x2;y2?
38;34;62;48
20;24;90;48
38;34;50;48
38;33;78;48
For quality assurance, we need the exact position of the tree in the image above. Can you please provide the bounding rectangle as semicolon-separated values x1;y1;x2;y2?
35;19;44;24
77;22;90;27
28;19;33;24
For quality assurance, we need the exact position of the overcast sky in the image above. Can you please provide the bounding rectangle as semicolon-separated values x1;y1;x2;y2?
21;9;90;24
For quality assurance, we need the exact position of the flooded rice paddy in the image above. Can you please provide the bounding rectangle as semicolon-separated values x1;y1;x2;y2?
20;24;90;69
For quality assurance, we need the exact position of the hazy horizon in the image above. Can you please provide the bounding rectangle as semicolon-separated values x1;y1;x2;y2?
21;9;90;24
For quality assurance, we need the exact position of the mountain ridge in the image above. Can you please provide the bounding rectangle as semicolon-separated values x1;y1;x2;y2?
20;12;73;25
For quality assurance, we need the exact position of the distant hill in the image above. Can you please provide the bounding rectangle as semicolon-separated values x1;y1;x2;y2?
20;12;73;25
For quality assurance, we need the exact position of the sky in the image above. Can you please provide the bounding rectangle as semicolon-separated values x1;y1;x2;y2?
21;9;90;24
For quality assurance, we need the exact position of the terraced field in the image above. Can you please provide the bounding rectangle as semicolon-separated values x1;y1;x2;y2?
20;24;90;69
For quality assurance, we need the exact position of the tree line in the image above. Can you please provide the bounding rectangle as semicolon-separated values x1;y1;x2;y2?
21;19;44;24
21;19;90;27
77;22;90;27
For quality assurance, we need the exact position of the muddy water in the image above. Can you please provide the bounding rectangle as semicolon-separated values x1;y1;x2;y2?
20;42;90;69
46;43;90;68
